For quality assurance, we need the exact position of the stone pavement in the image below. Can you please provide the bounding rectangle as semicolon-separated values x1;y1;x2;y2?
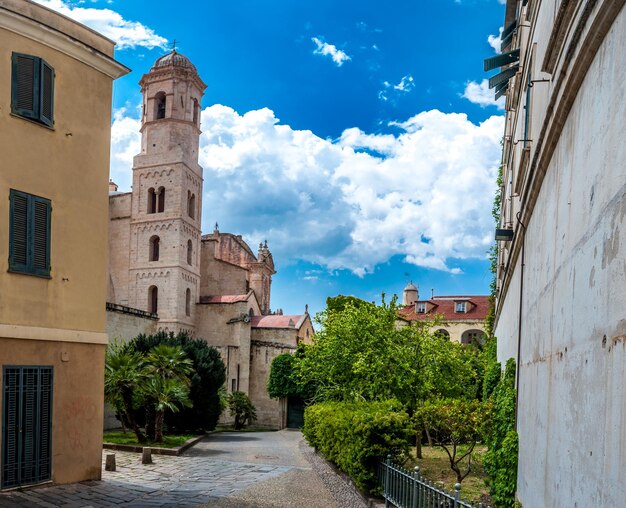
0;431;357;508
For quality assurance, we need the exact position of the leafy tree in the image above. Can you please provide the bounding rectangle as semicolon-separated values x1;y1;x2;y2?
297;296;478;411
228;391;257;430
415;399;489;483
125;331;226;432
267;345;314;400
104;346;147;443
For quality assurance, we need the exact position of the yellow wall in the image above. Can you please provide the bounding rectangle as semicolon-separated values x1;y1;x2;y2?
0;339;106;484
0;25;115;333
0;0;128;488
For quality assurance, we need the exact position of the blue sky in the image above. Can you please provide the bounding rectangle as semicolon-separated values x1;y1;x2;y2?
38;0;506;317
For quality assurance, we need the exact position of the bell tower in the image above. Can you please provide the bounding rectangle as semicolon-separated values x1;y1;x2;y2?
127;51;207;334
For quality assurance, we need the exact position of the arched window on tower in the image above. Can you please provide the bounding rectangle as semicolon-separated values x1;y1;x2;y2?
185;288;191;316
149;235;160;261
149;285;158;314
187;239;193;265
188;192;195;219
155;92;166;120
157;186;165;212
147;187;157;214
192;98;199;125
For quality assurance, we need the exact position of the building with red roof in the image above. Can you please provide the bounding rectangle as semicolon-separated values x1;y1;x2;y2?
397;282;488;344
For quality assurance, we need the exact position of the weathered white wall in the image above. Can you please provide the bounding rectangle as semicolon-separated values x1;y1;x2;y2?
495;5;626;506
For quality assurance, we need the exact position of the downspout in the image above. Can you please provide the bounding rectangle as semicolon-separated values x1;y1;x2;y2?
515;211;527;430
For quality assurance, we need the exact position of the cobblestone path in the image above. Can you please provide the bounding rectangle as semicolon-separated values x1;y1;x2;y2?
0;431;359;507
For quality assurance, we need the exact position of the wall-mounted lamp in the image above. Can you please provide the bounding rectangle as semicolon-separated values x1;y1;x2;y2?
495;228;514;242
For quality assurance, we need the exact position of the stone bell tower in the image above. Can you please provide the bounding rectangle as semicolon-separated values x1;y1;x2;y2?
127;51;207;334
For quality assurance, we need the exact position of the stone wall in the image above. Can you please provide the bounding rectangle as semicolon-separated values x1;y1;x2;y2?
106;306;158;344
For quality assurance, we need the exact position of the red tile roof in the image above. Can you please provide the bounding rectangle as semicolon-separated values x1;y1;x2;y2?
398;295;490;322
251;315;307;329
199;294;250;304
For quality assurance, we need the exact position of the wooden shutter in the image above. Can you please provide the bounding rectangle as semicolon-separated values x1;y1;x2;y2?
1;367;21;489
11;53;39;120
9;191;51;276
40;61;55;126
9;191;29;270
33;197;51;275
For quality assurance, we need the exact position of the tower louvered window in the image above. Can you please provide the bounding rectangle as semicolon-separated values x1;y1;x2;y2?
11;53;55;127
9;190;51;277
2;366;53;489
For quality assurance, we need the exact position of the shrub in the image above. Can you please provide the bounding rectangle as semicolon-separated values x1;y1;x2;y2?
227;391;257;430
125;331;226;432
484;358;518;508
302;400;412;493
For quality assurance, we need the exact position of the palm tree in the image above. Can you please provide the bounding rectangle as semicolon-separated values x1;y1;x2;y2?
143;377;192;442
143;344;193;439
104;347;147;443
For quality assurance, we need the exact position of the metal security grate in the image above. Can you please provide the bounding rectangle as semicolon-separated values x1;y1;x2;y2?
2;366;53;489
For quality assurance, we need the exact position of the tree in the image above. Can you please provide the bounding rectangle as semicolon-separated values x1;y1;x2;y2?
142;344;194;440
227;391;257;430
297;295;478;411
267;345;314;400
415;399;489;483
104;346;147;443
125;331;226;432
142;377;192;442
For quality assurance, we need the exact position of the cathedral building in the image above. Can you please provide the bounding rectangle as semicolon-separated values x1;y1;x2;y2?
107;51;313;429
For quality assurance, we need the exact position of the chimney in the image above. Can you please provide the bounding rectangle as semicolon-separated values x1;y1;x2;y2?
108;179;118;193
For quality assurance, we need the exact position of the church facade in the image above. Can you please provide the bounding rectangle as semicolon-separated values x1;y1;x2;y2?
107;51;313;429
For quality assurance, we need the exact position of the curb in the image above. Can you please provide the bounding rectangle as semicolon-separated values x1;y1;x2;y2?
103;434;206;456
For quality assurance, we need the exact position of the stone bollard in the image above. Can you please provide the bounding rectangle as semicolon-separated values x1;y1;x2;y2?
141;447;152;465
105;453;116;472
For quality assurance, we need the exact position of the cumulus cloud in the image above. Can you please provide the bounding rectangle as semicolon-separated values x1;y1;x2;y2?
110;106;503;275
462;79;505;109
33;0;168;49
311;37;351;66
488;27;503;54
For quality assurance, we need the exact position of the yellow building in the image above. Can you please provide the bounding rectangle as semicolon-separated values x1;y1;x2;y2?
0;0;128;489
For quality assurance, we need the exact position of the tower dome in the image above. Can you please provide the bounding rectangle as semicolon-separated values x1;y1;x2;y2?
403;281;419;306
151;51;197;73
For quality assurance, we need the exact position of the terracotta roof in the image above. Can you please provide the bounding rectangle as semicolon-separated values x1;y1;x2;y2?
199;294;250;304
398;295;490;322
251;315;307;329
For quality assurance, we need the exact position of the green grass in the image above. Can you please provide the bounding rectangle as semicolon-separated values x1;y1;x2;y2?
406;445;492;506
213;424;276;433
104;431;198;449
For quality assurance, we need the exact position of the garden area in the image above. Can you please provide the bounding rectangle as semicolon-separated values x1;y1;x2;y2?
104;331;258;448
267;294;519;508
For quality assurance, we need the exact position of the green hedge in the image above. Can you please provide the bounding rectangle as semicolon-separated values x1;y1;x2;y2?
303;400;412;493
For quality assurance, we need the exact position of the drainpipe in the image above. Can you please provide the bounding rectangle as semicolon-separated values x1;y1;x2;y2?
515;211;526;430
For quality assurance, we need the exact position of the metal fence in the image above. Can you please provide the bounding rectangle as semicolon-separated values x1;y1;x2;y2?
378;455;488;508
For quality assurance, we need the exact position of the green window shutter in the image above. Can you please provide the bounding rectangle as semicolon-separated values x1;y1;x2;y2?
11;53;40;121
9;190;29;271
8;190;51;276
40;60;55;127
32;197;51;275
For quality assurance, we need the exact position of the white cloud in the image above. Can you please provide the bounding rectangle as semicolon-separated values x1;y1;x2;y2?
311;37;351;66
33;0;167;49
109;108;141;189
462;79;505;109
379;74;415;102
488;26;503;54
110;106;503;275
